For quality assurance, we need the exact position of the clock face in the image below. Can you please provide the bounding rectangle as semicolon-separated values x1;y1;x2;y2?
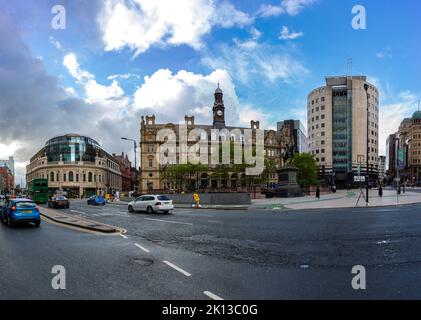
217;110;223;116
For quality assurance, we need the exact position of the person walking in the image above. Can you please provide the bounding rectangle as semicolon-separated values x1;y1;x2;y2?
379;184;383;197
316;186;320;199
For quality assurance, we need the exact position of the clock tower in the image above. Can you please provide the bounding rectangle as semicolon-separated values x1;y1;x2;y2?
213;83;226;128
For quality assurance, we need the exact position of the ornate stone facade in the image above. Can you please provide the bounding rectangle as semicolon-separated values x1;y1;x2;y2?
139;86;290;193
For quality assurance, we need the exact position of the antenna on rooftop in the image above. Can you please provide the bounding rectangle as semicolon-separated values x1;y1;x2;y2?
347;58;353;77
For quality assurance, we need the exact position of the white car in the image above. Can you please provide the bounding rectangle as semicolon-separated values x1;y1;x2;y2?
128;195;174;214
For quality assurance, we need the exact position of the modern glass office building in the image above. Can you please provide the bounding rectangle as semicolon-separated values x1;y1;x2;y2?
307;76;379;187
45;135;102;163
26;134;122;197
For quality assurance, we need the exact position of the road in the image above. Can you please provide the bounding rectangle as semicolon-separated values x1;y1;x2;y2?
2;200;421;299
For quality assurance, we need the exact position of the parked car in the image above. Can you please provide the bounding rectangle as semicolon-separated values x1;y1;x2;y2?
0;198;41;227
48;195;70;209
87;195;106;206
128;195;174;214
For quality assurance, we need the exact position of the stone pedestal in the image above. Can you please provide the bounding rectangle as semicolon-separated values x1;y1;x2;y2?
274;166;304;198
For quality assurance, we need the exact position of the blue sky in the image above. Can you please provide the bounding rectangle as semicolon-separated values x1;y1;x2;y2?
0;0;420;184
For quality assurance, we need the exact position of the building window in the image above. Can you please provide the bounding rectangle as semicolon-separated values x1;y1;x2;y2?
148;159;153;168
57;173;59;181
50;172;54;182
147;145;154;153
63;173;66;182
88;172;93;182
69;171;74;182
76;174;79;182
83;173;86;182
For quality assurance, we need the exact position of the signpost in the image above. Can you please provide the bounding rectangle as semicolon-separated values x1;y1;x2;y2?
356;155;367;207
193;193;201;209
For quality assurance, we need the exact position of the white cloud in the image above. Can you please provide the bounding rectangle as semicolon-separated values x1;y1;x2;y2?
257;0;315;17
107;73;139;80
133;68;241;124
279;26;304;40
202;38;309;85
257;4;285;17
63;53;127;108
238;104;270;128
376;47;392;59
379;91;418;156
98;0;252;57
282;0;316;15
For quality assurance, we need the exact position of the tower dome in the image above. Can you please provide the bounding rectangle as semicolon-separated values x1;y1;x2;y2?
215;83;223;94
412;111;421;120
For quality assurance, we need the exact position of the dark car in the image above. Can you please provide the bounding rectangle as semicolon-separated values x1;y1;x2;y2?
48;195;70;209
87;195;106;206
1;198;41;227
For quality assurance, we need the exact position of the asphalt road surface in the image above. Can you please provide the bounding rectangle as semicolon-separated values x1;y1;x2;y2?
2;200;421;299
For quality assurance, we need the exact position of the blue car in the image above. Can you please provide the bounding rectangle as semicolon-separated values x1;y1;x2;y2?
87;195;106;206
0;198;41;227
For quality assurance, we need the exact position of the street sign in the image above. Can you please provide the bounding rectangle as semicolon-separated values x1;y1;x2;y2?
354;176;366;182
193;193;200;202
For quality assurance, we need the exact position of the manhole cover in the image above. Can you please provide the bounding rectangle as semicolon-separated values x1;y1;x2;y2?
134;258;154;266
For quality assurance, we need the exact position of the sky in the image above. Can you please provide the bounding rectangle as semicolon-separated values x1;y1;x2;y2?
0;0;420;186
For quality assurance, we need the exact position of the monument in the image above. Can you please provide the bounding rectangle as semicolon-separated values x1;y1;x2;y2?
273;144;304;198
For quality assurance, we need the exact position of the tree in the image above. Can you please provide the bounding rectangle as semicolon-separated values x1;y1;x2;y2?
290;153;319;188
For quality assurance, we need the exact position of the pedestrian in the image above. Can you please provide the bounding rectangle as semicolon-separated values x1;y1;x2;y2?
379;185;383;197
403;183;406;194
316;186;320;199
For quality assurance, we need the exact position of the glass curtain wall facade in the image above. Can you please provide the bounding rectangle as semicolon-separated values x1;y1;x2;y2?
45;136;101;163
332;87;352;181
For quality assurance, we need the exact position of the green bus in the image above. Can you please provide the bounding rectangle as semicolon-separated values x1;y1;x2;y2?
29;178;49;204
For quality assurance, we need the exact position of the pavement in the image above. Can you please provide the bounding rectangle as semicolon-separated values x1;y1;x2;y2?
251;188;421;210
4;199;421;299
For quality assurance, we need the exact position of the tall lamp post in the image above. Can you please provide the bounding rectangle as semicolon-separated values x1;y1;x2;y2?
121;137;138;194
364;83;370;206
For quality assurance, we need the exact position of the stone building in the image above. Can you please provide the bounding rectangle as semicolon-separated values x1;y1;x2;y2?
26;134;122;197
139;86;290;193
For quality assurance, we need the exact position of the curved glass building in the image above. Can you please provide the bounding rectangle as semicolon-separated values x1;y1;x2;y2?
45;134;101;163
26;134;122;198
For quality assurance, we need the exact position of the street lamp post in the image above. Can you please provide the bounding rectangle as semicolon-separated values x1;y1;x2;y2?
395;134;400;203
364;84;370;206
121;137;138;194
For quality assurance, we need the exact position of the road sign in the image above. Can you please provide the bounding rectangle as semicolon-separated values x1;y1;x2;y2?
193;193;200;202
354;176;366;182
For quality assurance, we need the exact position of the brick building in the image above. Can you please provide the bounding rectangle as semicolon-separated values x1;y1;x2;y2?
113;152;132;192
0;166;14;193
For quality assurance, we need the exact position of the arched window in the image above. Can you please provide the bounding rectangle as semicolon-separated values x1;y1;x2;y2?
69;171;74;182
50;172;54;182
88;172;93;182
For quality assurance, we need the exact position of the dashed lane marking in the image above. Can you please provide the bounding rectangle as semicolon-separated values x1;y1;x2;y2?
120;234;128;239
163;260;191;277
203;291;224;300
135;243;150;253
144;218;193;226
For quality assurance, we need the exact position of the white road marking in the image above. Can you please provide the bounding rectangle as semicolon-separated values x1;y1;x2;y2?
70;210;86;215
203;291;224;300
144;218;193;226
120;234;128;239
134;243;150;253
163;260;191;277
